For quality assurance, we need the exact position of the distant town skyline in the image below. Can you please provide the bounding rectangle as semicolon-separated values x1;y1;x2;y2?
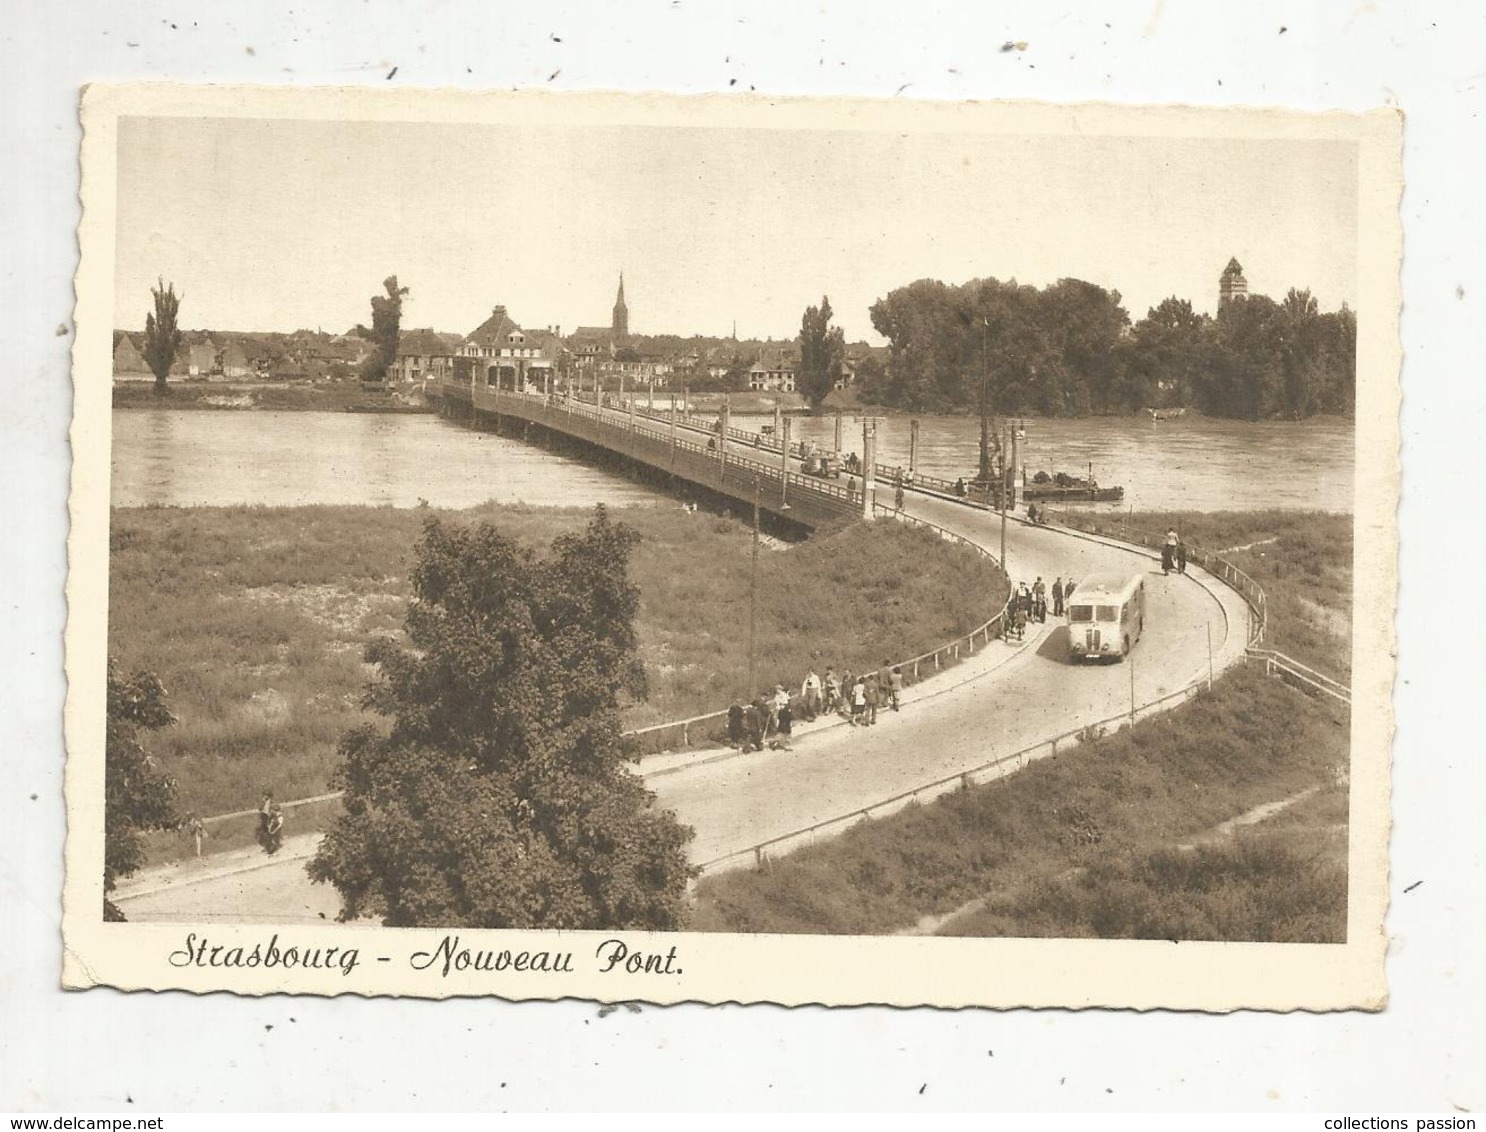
113;116;1358;342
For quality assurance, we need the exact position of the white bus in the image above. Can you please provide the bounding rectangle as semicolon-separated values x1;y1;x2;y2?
1066;572;1146;662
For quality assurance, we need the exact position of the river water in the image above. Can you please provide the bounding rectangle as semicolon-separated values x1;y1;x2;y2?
112;408;1353;513
762;412;1354;514
111;409;663;509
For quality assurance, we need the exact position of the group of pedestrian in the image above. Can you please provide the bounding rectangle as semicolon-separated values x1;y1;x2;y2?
1161;528;1189;575
726;660;907;752
1005;575;1076;642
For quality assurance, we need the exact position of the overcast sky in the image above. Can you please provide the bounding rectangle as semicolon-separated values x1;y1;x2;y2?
114;116;1358;341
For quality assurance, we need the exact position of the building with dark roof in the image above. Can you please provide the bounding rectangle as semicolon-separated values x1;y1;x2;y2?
391;327;454;384
452;305;564;391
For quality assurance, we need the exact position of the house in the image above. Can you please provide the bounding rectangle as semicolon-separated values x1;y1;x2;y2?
390;328;453;384
567;325;613;367
187;340;219;378
112;333;151;380
748;354;797;392
453;306;564;391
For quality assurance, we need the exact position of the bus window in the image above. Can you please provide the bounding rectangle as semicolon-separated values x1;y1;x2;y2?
1096;606;1118;622
1069;605;1094;622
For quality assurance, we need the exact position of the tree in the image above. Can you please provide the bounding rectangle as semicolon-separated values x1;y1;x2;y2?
142;278;184;396
1129;297;1209;409
309;507;695;929
797;295;846;412
363;275;409;381
105;663;180;920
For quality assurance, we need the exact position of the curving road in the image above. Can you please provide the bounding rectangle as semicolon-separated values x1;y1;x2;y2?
113;402;1248;923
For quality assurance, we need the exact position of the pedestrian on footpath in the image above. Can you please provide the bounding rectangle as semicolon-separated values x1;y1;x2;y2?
1163;528;1178;574
850;674;867;725
824;666;842;714
727;701;746;748
1033;577;1047;623
801;668;822;721
865;671;881;725
183;812;208;859
741;699;764;753
1052;577;1065;618
772;688;794;750
1177;539;1188;574
887;663;904;712
895;482;905;510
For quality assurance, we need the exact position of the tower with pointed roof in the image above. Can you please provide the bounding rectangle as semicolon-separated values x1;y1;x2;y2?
612;274;629;340
1219;257;1248;308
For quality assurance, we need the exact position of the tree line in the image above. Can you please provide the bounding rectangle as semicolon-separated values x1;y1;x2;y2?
855;276;1355;420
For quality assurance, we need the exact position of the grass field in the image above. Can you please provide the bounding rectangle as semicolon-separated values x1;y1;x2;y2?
689;662;1349;941
1062;508;1353;678
109;502;1006;822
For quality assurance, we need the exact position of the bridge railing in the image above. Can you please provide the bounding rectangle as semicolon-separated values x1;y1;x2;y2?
479;388;862;522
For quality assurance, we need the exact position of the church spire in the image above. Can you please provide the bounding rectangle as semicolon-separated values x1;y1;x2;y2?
612;272;629;340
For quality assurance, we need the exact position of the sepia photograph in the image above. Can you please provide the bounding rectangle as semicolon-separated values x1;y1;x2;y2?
63;86;1400;1008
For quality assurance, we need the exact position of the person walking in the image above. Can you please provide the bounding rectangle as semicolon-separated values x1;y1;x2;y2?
727;701;746;748
1051;576;1065;618
772;685;794;750
847;475;858;503
742;698;765;753
801;668;822;721
1163;528;1178;574
1176;538;1188;574
183;812;208;859
887;664;904;712
1033;576;1047;623
865;671;880;725
894;482;905;510
824;666;842;715
849;674;867;725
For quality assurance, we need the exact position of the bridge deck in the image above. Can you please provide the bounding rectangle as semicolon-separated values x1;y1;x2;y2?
433;381;862;529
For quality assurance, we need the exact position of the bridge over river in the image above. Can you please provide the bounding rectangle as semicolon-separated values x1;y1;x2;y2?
112;382;1253;923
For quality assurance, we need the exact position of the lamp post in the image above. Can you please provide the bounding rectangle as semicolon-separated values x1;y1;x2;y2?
747;483;761;699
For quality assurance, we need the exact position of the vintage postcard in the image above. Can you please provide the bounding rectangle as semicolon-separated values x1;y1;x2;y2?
65;85;1400;1008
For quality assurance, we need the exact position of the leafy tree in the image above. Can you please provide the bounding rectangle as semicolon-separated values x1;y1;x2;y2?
309;507;695;929
142;278;184;396
1129;297;1209;409
797;295;846;412
105;663;180;920
724;353;753;392
363;275;409;381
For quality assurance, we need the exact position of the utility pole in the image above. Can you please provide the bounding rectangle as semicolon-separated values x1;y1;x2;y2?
862;418;879;520
669;390;677;469
909;418;920;477
834;410;843;454
999;420;1008;573
780;414;791;507
719;395;730;486
748;484;761;699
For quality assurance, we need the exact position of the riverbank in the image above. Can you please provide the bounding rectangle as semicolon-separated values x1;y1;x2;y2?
689;509;1353;941
110;502;1006;825
112;378;428;413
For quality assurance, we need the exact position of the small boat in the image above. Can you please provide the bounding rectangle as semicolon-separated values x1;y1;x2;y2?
1022;483;1125;503
1023;469;1124;503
